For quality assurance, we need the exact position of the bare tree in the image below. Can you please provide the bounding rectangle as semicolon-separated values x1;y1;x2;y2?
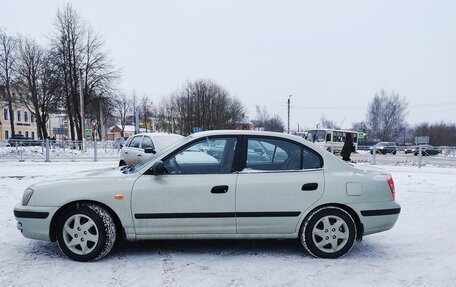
252;105;285;132
0;29;17;137
114;93;133;137
156;95;175;133
264;115;285;132
51;4;119;142
158;79;245;135
366;90;408;141
140;95;154;132
414;121;456;146
253;105;270;131
15;37;62;139
320;115;340;129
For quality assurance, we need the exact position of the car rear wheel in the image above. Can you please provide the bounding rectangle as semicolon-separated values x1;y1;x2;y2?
392;150;397;155
300;206;356;258
56;204;116;262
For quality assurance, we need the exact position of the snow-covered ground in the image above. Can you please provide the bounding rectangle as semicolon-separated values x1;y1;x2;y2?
1;161;455;287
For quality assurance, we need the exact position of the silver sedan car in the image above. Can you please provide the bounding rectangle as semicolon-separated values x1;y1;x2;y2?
119;133;184;166
14;130;400;261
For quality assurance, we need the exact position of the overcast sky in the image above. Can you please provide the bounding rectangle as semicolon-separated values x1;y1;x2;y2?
2;0;455;130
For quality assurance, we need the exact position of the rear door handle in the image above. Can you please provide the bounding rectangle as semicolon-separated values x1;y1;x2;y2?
211;185;229;194
302;183;318;191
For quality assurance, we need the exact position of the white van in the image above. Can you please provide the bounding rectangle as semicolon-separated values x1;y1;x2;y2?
305;128;358;153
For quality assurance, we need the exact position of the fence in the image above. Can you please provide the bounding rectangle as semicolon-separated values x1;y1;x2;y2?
2;139;456;168
0;139;120;162
354;146;456;168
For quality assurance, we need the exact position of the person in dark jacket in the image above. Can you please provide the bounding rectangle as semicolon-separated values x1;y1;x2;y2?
341;133;355;161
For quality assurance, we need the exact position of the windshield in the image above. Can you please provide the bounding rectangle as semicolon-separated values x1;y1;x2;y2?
154;135;184;150
306;130;327;142
128;135;188;173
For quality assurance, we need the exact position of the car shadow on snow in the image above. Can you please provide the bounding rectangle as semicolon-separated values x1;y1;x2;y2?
114;239;307;258
22;238;390;261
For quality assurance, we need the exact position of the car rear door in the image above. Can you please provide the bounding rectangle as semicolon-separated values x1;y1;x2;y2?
235;136;325;234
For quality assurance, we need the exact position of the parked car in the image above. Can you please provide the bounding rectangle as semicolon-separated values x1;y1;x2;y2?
370;142;398;155
8;134;42;146
14;130;400;261
414;144;440;156
119;133;184;166
404;145;417;154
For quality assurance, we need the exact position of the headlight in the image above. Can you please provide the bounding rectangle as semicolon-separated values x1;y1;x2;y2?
22;188;34;206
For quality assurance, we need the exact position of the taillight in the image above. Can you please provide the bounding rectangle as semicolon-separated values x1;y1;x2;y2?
386;175;395;200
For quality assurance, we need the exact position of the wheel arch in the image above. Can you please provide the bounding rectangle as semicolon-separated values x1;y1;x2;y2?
300;203;364;241
49;200;125;243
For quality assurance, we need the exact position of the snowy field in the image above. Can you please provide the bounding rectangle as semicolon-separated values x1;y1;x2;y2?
1;160;455;287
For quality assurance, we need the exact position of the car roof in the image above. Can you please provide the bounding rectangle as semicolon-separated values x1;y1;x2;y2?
131;133;184;138
183;130;313;145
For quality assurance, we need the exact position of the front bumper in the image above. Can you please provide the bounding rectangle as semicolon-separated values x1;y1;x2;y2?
14;205;59;241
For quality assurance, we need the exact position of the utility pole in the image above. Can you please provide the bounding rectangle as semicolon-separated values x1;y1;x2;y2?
99;101;105;140
133;90;139;134
287;94;292;134
170;106;175;134
79;69;85;150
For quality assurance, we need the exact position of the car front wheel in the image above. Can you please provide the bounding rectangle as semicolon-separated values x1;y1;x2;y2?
56;204;117;262
300;206;356;258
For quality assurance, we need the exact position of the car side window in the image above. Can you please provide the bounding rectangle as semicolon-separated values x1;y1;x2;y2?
302;147;323;169
245;138;323;171
124;137;133;147
141;136;154;149
163;137;237;174
129;136;142;148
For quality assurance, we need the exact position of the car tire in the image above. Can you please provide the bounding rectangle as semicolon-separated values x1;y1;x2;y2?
119;160;126;166
56;204;117;262
392;150;397;155
300;206;356;259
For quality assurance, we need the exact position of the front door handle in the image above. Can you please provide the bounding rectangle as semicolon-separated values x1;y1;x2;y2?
302;183;318;191
211;185;229;194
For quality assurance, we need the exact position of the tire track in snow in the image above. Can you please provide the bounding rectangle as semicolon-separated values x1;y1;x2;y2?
109;255;127;287
160;250;176;287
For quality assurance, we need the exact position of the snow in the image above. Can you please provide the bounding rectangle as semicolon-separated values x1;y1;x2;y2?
1;161;455;286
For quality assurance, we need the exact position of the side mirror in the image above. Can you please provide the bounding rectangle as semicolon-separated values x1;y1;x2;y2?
144;147;156;154
150;161;166;175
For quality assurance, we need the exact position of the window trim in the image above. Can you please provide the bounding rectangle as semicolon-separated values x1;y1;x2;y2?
140;136;154;149
239;135;324;173
159;135;241;175
128;135;143;149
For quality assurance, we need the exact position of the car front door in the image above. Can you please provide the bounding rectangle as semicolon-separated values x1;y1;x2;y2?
131;136;239;236
123;135;143;164
235;137;325;234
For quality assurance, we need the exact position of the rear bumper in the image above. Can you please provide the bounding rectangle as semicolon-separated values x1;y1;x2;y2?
348;201;401;236
14;205;58;241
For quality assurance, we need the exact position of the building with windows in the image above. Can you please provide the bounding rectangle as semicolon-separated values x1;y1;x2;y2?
236;115;255;131
0;102;38;140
